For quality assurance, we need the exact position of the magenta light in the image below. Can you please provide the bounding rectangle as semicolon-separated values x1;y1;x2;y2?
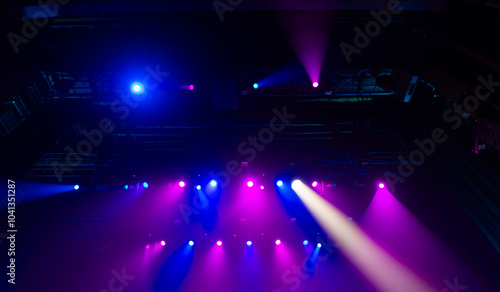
379;183;385;189
146;244;150;249
179;181;186;187
189;84;194;91
160;240;166;246
313;82;319;88
312;181;318;187
217;240;222;246
247;181;254;187
260;185;264;190
275;239;281;245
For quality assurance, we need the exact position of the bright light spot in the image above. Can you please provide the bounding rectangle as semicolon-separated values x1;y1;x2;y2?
74;185;80;190
146;244;150;249
217;240;222;246
143;182;149;188
276;180;283;187
124;185;129;190
247;241;252;246
179;181;185;187
189;84;194;91
253;83;259;89
196;185;201;190
161;240;166;246
210;180;217;187
260;185;264;190
247;181;254;187
188;240;194;246
313;82;319;88
317;243;322;248
378;183;385;189
291;180;302;190
131;82;144;94
275;239;281;245
312;181;318;187
303;240;309;245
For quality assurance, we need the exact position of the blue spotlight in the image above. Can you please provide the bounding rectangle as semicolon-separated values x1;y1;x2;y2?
247;241;252;246
196;185;201;190
130;82;144;94
317;243;322;248
303;240;309;246
276;180;283;187
188;240;194;246
209;180;217;187
253;83;259;89
74;185;80;190
143;182;149;188
124;185;129;190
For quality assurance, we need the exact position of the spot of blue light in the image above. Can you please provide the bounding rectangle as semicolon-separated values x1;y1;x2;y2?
143;182;149;188
74;185;80;190
124;185;129;190
247;241;252;246
188;240;194;246
131;82;144;94
276;180;283;187
303;240;309;245
253;83;259;89
196;185;201;190
210;180;217;187
317;243;322;248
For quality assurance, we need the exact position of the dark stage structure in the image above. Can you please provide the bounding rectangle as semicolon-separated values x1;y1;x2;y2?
1;1;500;291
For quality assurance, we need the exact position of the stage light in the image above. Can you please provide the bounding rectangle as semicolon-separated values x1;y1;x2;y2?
303;240;309;245
188;240;194;246
74;185;80;190
210;180;217;187
131;82;144;94
247;181;253;187
179;181;186;187
260;185;264;190
317;243;322;248
253;83;259;89
312;181;318;187
146;244;150;249
378;183;385;189
291;180;302;190
161;240;166;246
247;241;252;246
196;185;201;190
275;239;281;245
189;84;194;91
313;82;319;88
124;185;129;190
143;182;149;188
217;240;222;246
276;180;283;187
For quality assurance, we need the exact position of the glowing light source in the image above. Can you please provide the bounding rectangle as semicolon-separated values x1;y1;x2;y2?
74;185;80;190
247;181;254;187
196;185;201;190
143;182;149;188
303;240;309;245
189;84;194;91
276;180;283;187
124;185;129;190
312;181;318;187
188;240;194;246
216;240;222;246
291;180;302;190
275;239;281;245
131;82;144;94
313;82;319;88
317;243;322;248
253;83;259;89
210;180;217;187
179;181;186;187
146;244;150;249
246;241;252;246
260;185;264;190
161;240;166;246
378;183;385;189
